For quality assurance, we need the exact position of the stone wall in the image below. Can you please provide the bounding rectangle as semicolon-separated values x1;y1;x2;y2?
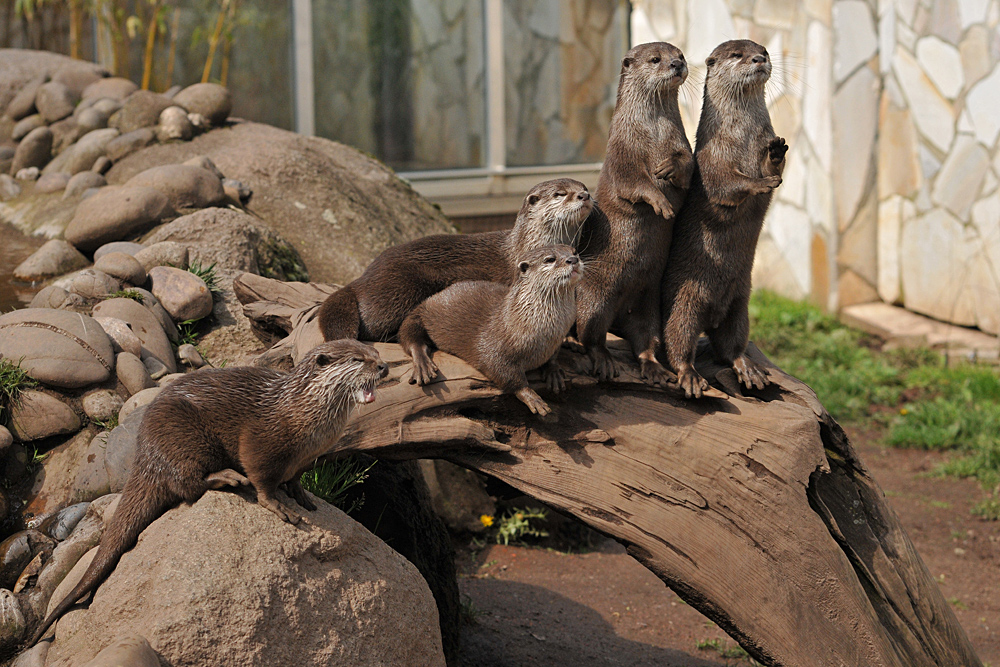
631;0;1000;334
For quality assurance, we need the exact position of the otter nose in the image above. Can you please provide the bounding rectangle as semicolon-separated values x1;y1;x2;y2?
670;59;684;69
377;362;389;378
566;256;579;265
577;191;590;201
752;55;766;64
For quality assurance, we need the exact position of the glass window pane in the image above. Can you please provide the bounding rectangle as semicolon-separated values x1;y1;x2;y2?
503;0;629;167
312;0;487;171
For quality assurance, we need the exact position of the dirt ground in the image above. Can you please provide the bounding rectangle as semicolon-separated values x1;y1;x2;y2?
456;428;1000;666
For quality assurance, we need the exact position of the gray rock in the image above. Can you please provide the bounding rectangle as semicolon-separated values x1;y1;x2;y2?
94;317;142;357
11;113;44;141
34;171;70;193
156;372;186;385
35;81;77;123
141;353;169;380
115;352;156;396
10;126;52;173
82;78;137;101
156;106;192;141
104;128;155;162
34;502;90;542
64;185;172;252
6;76;45;121
61;127;119;174
0;309;114;388
94;251;146;285
10;642;47;667
222;177;251;204
171;82;231;125
91;155;111;174
52;66;104;98
8;390;82;441
92;298;176;373
0;174;20;200
100;410;144;492
68;268;120;299
124;164;225;210
63;170;106;198
48;116;82;154
182;155;224;179
93;241;144;261
12;239;89;281
82;389;124;423
89;98;122;118
132;241;188;271
0;147;13;160
118;386;160;423
177;343;206;368
147;265;213;321
28;285;85;311
108;90;172;134
162;84;182;99
0;588;25;651
14;166;39;180
76;106;109;134
78;634;161;667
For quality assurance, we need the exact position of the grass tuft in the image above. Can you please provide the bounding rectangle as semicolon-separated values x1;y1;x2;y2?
300;457;375;515
0;357;37;424
187;260;221;295
494;507;549;546
104;289;145;303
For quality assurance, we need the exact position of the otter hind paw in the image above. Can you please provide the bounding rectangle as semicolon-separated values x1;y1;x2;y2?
516;387;552;416
733;355;769;390
675;368;710;399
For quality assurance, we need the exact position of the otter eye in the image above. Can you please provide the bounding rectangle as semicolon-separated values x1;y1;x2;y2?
352;356;365;363
316;354;332;367
544;256;556;264
527;194;540;206
731;52;742;58
554;191;566;197
518;261;530;273
706;57;716;67
650;56;660;64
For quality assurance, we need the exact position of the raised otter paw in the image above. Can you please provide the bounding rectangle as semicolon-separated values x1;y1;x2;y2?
675;368;710;399
645;190;675;219
653;158;675;181
733;354;769;390
205;468;251;490
516;387;552;416
768;137;788;164
751;175;782;194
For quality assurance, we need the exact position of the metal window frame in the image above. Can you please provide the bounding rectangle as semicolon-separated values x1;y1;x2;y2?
290;0;605;218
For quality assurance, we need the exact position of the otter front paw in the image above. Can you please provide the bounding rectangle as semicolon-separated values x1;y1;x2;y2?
258;494;304;525
409;348;440;386
587;346;619;381
205;468;250;489
653;158;675;181
751;175;782;194
733;354;769;390
675;368;709;399
768;137;788;164
645;190;675;219
284;479;317;511
515;387;552;416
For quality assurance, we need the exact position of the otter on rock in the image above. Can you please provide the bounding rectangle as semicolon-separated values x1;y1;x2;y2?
29;340;389;647
318;178;593;343
575;41;693;385
661;39;788;399
398;245;583;416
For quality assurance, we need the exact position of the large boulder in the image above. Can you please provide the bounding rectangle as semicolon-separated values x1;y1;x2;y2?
124;163;225;210
82;77;137;101
64;185;172;252
13;239;89;281
8;391;81;441
171;83;231;125
0;309;114;389
107;122;454;284
45;491;447;667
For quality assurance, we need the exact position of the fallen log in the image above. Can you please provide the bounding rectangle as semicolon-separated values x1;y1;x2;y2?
235;274;984;667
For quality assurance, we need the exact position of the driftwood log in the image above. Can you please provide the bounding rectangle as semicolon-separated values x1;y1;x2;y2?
234;273;983;667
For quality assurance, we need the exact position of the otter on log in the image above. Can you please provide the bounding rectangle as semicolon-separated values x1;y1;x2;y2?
318;178;593;343
575;41;693;385
29;340;389;647
398;245;583;416
661;39;788;399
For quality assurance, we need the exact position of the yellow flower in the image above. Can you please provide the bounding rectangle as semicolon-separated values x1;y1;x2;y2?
900;408;909;415
479;514;494;527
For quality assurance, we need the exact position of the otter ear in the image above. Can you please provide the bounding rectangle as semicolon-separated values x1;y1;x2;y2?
316;353;332;367
527;194;540;206
622;56;633;69
518;261;530;274
706;56;716;67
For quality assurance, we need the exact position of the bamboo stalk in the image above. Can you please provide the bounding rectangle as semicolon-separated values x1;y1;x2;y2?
166;6;179;87
201;0;229;84
141;0;160;89
69;0;80;58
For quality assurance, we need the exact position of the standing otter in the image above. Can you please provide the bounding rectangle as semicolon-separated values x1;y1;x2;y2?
318;178;593;342
398;245;582;416
661;39;788;398
575;42;693;384
29;340;388;646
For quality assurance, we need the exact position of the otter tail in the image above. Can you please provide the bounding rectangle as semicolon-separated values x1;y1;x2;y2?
28;475;173;647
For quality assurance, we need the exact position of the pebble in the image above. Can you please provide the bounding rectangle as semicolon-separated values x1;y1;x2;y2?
142;354;169;380
92;298;176;373
68;268;120;299
128;288;180;342
148;265;213;321
48;116;82;154
92;155;112;174
82;77;138;101
8;390;82;441
119;386;161;423
157;105;193;141
0;530;53;590
76;105;110;133
34;171;70;193
11;114;44;141
0;175;21;200
172;82;232;125
104;128;155;162
94;251;146;285
63;170;107;199
0;426;11;453
13;239;89;281
133;241;189;271
62;127;120;174
35;81;78;123
94;241;145;261
82;390;125;423
157;372;187;385
115;351;156;396
124;164;226;210
10;126;53;173
79;634;162;667
14;166;39;180
41;502;91;541
64;185;172;252
0;308;114;388
94;316;143;357
5;76;44;120
178;343;207;368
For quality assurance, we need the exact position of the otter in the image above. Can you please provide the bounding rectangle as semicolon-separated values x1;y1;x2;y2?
398;245;582;416
318;178;593;343
661;39;788;399
575;42;693;385
29;340;388;646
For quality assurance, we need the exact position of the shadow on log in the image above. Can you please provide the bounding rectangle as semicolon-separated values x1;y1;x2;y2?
235;273;984;667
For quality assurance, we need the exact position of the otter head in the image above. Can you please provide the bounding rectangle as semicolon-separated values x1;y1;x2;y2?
516;244;584;294
298;339;389;406
620;42;687;93
519;178;593;247
705;39;771;92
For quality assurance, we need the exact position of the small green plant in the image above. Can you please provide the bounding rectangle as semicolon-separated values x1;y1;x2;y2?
459;594;481;625
494;507;549;546
24;445;49;476
972;494;1000;521
696;637;760;663
300;457;375;515
176;319;202;347
92;414;120;431
0;357;37;423
105;289;145;303
947;596;968;610
187;260;221;295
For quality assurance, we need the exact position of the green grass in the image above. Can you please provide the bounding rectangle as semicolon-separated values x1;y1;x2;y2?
750;290;1000;514
187;260;221;295
493;507;549;546
0;357;37;423
696;637;760;663
300;457;375;515
176;319;202;347
104;289;145;303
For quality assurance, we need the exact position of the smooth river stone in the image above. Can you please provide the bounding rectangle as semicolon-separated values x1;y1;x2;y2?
64;185;171;253
147;266;213;321
0;309;114;389
91;298;176;374
8;390;81;441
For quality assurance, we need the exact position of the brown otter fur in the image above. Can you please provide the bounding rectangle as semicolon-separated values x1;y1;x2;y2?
29;340;388;647
661;39;788;398
318;178;593;343
575;42;693;384
398;245;582;416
